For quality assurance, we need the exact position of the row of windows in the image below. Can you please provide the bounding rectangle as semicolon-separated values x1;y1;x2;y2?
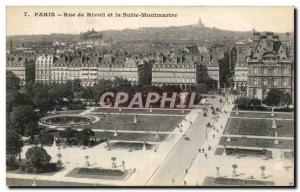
153;78;196;83
253;78;289;87
253;67;289;75
153;73;195;78
36;61;52;65
153;65;195;69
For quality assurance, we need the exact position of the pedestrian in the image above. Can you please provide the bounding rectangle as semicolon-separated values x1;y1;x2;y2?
185;168;188;174
208;145;211;150
205;153;207;158
212;134;215;138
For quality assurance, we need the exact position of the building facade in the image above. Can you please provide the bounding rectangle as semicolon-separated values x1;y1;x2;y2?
7;54;36;85
35;54;55;84
6;56;26;85
232;42;250;92
196;45;222;89
35;53;150;87
247;32;293;100
151;51;197;89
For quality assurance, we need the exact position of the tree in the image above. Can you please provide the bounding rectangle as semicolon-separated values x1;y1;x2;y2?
20;146;51;173
7;130;23;160
195;83;207;94
112;77;132;88
81;87;95;102
24;121;39;139
249;98;261;107
6;71;20;91
59;128;78;144
72;79;83;97
25;61;36;83
234;97;250;109
77;128;95;146
280;92;292;106
37;131;54;146
264;89;283;107
8;105;38;135
6;91;33;113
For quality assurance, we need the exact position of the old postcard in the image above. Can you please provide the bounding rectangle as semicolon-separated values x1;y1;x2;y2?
6;6;295;187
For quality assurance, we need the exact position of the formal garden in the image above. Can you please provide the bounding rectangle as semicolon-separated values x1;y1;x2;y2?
219;137;293;149
6;72;191;175
91;114;184;132
224;118;294;137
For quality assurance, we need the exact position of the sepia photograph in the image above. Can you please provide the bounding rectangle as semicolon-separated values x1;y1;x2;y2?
5;6;295;187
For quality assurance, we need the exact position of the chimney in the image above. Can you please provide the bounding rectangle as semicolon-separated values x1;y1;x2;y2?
253;32;261;43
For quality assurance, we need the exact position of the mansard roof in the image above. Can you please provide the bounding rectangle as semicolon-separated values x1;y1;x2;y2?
250;32;289;61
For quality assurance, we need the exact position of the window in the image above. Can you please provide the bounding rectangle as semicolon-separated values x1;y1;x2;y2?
283;79;288;86
263;79;268;86
253;68;258;75
253;88;257;96
273;80;277;87
283;68;288;75
268;79;272;86
273;69;277;75
263;68;267;75
253;78;258;86
268;68;272;75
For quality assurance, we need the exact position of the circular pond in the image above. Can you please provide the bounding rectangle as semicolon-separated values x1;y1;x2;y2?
39;114;99;128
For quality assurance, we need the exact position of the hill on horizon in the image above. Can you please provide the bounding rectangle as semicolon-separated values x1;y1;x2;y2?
7;24;293;44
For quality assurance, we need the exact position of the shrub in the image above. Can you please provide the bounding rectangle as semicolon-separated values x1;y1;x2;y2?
67;102;86;110
249;98;261;107
6;156;18;171
36;132;54;146
19;146;51;173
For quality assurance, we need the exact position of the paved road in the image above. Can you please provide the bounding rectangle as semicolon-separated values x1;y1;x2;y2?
145;97;221;186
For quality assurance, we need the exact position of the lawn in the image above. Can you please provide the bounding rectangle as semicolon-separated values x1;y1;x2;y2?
214;147;272;158
231;111;293;119
224;118;294;137
93;108;191;115
94;132;169;142
202;177;274;186
90;114;183;132
219;137;294;149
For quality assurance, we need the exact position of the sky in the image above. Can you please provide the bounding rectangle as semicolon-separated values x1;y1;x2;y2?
6;6;294;36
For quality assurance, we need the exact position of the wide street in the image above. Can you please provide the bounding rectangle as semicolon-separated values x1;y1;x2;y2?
145;95;226;186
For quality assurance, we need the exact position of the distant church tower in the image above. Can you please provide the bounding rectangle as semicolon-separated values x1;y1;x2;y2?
197;18;205;27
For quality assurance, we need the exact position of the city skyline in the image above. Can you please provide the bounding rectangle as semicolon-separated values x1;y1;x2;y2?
7;6;294;36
